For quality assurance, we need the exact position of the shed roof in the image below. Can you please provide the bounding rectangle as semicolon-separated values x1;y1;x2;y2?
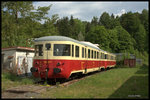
2;46;35;52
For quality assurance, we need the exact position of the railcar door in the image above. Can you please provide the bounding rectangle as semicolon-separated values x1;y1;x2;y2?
45;43;51;79
84;46;88;73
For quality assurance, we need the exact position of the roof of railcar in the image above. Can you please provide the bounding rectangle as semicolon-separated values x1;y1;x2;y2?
34;36;108;53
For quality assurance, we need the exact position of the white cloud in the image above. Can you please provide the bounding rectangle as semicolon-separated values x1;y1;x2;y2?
114;9;126;17
33;2;148;22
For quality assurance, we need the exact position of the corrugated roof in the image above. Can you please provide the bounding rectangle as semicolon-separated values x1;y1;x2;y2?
2;46;35;51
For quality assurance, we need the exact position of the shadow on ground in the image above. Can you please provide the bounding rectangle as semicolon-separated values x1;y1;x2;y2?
108;64;149;99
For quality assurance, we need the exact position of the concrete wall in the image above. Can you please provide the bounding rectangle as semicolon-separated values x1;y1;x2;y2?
2;50;16;70
15;51;35;64
16;51;35;75
2;49;35;75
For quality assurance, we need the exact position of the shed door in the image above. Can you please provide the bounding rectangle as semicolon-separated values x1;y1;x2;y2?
18;56;25;75
18;56;33;76
27;57;33;73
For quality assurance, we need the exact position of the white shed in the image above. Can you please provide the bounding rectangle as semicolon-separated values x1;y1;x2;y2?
2;46;35;76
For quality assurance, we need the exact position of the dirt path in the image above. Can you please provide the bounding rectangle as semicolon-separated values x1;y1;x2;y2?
2;85;55;98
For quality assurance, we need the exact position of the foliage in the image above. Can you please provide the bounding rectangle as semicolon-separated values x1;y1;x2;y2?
2;1;149;60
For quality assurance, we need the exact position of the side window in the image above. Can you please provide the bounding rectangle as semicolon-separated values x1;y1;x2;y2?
99;52;101;59
75;46;79;57
94;51;96;59
45;43;51;50
85;48;86;58
88;49;90;58
97;52;99;59
91;50;93;59
82;47;84;58
105;54;107;59
103;53;104;59
72;45;74;57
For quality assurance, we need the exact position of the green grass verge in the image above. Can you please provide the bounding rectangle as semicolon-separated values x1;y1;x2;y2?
38;65;148;99
1;64;148;99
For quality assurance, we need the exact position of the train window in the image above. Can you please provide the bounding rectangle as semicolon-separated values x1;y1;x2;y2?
105;54;107;59
54;44;70;56
35;44;43;56
72;45;74;57
85;48;86;58
91;50;93;59
111;56;113;60
45;43;51;50
75;46;79;57
82;47;84;58
88;49;90;58
99;52;101;59
102;53;104;59
97;52;99;59
94;51;96;59
101;53;103;59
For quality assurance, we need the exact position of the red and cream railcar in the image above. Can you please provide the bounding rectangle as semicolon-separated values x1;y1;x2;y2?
30;36;116;79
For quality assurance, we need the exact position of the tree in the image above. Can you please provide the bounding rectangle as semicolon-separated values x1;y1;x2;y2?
73;19;85;40
2;1;34;47
86;25;110;51
134;24;147;52
99;12;111;29
120;12;141;38
56;17;71;37
115;26;134;53
91;16;99;26
108;28;120;52
2;1;54;48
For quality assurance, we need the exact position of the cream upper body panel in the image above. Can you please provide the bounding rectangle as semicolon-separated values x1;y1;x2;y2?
33;36;116;61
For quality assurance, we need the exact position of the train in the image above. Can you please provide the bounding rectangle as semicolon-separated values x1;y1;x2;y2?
30;36;116;81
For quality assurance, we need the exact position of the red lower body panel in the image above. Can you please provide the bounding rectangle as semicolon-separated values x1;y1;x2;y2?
32;59;116;79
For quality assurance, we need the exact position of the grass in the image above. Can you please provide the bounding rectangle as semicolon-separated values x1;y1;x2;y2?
1;71;36;92
38;65;148;99
1;64;148;98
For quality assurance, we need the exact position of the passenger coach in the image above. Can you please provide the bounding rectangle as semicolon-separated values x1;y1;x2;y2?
31;36;116;80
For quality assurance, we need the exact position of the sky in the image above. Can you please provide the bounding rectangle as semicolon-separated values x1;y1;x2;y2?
33;1;148;23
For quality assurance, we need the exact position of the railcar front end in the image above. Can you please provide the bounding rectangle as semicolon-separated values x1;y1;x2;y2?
31;41;73;79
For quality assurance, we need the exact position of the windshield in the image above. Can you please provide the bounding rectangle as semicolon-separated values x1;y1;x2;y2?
54;44;70;56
